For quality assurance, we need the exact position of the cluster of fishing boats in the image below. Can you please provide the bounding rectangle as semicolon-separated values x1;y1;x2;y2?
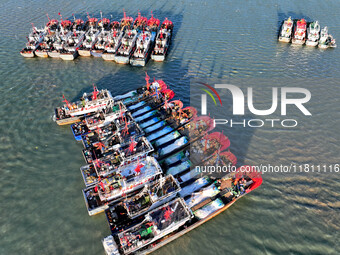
53;73;262;254
20;11;173;65
279;17;337;48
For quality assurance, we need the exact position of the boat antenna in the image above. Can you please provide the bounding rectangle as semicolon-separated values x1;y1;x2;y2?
72;13;76;21
46;13;50;22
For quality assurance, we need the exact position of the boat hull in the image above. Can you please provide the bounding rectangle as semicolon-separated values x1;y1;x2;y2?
102;53;115;61
291;39;306;45
60;52;78;61
35;50;49;58
48;51;60;58
78;49;92;57
130;58;147;67
318;44;329;49
151;54;165;61
278;37;291;43
56;116;82;126
114;55;130;64
91;50;104;57
20;51;35;58
306;40;318;47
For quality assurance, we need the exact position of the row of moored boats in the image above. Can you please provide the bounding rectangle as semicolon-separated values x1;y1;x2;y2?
21;12;173;65
279;17;336;48
53;73;262;254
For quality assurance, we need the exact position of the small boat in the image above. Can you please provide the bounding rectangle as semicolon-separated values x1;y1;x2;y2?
91;18;111;57
318;26;337;49
292;19;307;45
102;22;124;61
82;156;163;215
306;21;321;47
78;17;99;57
151;18;173;61
114;29;138;64
278;17;293;43
60;18;86;60
130;31;156;66
54;86;113;125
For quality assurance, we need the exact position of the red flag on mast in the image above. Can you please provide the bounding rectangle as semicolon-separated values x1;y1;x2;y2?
92;84;99;100
145;72;150;90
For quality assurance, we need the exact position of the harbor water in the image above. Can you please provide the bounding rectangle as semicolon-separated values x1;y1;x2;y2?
0;0;339;254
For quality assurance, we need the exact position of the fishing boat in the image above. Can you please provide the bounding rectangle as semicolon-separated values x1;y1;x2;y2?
130;31;155;66
20;26;45;58
292;19;307;45
91;18;111;57
105;175;181;233
103;166;262;254
81;123;122;154
278;17;293;43
78;17;99;57
82;133;152;165
71;104;125;142
102;22;123;61
306;21;321;47
114;28;138;64
151;18;173;62
82;156;163;215
35;19;59;58
48;19;73;58
54;86;113;125
318;26;337;49
60;18;86;60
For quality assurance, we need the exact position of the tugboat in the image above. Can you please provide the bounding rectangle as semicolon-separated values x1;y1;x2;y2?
60;17;86;60
318;26;337;49
20;25;45;57
278;17;293;43
292;19;307;45
102;21;123;61
91;16;111;57
306;21;321;47
78;16;99;57
54;86;113;125
151;18;173;61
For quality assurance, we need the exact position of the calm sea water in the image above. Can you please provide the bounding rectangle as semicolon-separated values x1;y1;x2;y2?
1;0;339;254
